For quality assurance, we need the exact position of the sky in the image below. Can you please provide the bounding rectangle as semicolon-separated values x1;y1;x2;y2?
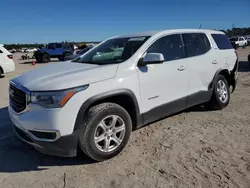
0;0;249;44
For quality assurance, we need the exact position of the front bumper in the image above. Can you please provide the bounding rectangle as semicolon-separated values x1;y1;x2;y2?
9;104;80;157
13;123;79;157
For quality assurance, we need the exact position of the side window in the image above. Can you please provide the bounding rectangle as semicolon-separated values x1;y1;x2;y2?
63;44;71;50
211;34;233;50
48;43;55;49
146;34;185;61
239;37;244;41
55;43;62;48
0;50;3;53
182;33;209;57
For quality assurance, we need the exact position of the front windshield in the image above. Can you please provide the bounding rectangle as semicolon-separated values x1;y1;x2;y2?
73;36;150;65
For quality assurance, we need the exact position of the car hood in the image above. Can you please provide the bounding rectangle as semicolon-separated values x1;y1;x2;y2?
12;62;118;91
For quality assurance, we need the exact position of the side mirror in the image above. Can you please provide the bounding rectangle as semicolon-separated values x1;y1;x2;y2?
138;53;164;66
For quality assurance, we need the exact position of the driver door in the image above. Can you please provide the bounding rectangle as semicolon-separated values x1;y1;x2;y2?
137;34;189;123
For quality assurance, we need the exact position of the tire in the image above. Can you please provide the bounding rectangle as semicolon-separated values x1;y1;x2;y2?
58;56;64;61
207;75;230;110
79;103;132;161
64;52;72;60
42;54;50;63
36;57;42;63
58;53;71;61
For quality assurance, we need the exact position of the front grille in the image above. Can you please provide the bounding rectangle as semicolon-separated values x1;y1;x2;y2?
9;84;27;113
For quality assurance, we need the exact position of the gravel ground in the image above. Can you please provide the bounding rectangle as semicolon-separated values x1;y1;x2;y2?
0;49;250;188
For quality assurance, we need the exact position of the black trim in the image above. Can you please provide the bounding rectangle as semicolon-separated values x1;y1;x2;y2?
141;90;213;126
209;69;223;90
142;97;187;126
74;89;142;130
14;124;79;157
230;59;238;93
209;67;238;93
186;90;213;108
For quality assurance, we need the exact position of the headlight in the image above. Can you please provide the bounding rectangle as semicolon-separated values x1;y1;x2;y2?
30;85;89;108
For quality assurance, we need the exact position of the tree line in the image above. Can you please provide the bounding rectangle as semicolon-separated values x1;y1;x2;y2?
219;27;250;37
3;27;250;50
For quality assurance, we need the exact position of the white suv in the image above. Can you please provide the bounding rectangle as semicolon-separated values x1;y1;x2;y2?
0;44;15;77
229;36;248;47
9;29;238;161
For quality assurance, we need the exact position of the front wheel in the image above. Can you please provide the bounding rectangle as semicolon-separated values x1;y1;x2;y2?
42;54;50;63
207;75;230;110
79;103;132;161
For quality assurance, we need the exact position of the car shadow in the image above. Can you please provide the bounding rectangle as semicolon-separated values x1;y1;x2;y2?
238;61;250;72
0;107;96;173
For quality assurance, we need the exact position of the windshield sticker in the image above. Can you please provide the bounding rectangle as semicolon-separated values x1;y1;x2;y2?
128;37;146;41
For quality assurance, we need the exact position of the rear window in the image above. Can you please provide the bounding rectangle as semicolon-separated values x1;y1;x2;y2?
212;34;233;50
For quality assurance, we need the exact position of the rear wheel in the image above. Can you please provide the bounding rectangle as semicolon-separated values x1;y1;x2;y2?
42;54;50;63
207;75;230;110
64;52;72;60
58;52;71;61
79;103;132;161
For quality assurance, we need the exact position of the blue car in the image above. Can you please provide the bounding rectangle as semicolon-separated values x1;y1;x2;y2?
34;43;73;63
64;46;93;61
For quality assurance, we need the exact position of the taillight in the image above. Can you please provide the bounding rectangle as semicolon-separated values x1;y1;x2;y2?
7;54;13;59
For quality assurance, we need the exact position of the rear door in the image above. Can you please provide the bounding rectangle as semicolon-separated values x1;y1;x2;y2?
54;43;64;56
182;33;217;106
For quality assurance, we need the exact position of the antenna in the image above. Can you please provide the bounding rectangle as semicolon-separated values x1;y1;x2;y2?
199;24;202;29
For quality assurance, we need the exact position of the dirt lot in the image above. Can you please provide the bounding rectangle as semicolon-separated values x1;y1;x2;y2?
0;49;250;188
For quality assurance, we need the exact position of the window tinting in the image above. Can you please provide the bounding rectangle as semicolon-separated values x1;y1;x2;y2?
48;43;55;49
183;33;209;57
55;43;62;48
147;34;185;61
211;34;233;50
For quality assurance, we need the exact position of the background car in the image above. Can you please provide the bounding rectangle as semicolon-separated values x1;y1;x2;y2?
65;46;93;61
34;43;74;63
24;48;37;52
0;44;15;77
229;36;248;47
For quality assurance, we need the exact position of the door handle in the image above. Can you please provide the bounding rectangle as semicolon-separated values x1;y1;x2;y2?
212;60;218;64
177;65;186;71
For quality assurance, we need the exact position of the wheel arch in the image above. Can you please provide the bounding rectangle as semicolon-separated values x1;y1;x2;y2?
74;89;142;131
209;69;235;92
